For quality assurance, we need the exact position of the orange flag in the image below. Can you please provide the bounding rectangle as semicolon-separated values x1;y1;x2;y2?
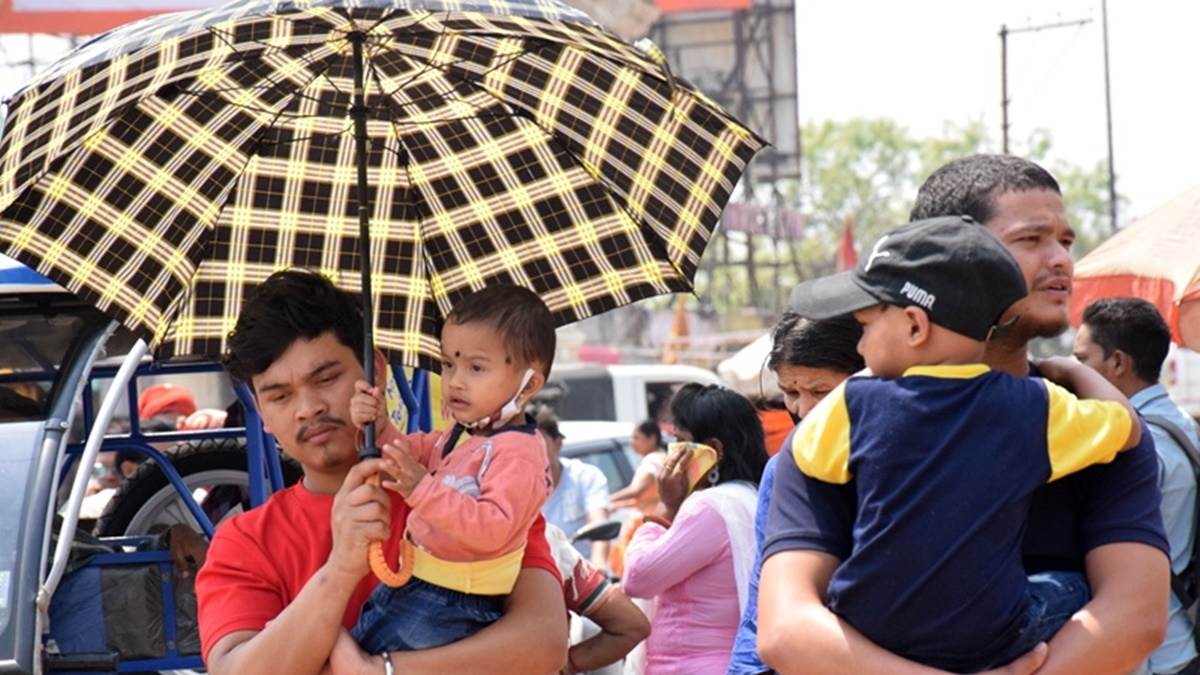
661;296;690;364
836;216;858;271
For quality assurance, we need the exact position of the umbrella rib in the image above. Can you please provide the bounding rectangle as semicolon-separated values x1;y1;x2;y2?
362;48;454;350
202;13;343;58
430;62;695;286
164;49;363;128
169;86;347;122
366;19;656;125
369;36;545;116
370;7;663;87
368;33;697;286
159;28;354;122
162;54;345;346
367;13;461;107
1;49;333;221
162;87;356;126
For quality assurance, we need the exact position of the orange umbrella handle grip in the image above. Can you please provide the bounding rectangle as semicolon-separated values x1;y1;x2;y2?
367;473;414;588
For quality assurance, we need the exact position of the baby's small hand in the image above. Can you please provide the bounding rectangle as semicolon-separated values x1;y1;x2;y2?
380;440;427;498
350;380;385;430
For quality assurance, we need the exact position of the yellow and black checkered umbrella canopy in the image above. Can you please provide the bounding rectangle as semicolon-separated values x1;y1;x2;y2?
0;0;764;369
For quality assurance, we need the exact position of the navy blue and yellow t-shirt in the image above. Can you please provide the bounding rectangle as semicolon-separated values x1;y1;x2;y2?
791;363;1133;670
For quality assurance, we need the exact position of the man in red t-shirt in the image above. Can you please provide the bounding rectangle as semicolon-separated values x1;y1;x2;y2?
196;270;567;675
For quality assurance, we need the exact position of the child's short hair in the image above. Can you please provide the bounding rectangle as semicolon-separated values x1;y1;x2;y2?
446;285;556;377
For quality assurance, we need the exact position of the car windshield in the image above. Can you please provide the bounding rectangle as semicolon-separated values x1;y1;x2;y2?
542;373;615;421
0;300;90;421
0;296;99;637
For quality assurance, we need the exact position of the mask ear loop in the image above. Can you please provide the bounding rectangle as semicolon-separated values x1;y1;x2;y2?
496;368;536;426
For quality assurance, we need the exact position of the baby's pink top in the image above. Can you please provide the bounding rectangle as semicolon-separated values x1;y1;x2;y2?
623;496;742;675
378;423;550;562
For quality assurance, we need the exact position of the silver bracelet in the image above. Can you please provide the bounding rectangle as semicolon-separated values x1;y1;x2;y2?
381;650;394;675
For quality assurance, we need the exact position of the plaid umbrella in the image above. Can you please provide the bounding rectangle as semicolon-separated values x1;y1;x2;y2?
0;0;763;376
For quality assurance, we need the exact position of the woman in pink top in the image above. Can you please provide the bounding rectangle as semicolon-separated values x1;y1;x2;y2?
623;384;768;675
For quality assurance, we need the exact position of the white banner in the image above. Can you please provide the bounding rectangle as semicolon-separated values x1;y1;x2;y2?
13;0;216;9
1;0;224;35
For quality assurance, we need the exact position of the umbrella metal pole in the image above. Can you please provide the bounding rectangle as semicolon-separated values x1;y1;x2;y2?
350;31;378;459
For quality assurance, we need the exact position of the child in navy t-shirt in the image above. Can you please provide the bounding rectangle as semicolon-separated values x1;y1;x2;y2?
784;216;1142;672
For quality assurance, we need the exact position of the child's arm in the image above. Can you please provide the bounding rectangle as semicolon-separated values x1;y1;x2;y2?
380;435;548;559
350;380;438;465
1037;357;1141;450
350;380;401;440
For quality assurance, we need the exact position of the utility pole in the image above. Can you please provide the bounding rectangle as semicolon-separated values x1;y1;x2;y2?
998;17;1092;155
1101;0;1118;231
1000;25;1009;154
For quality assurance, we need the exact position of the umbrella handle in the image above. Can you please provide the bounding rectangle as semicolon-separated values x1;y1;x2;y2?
367;472;415;587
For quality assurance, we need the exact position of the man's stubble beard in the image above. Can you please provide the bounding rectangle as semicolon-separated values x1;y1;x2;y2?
310;439;358;471
283;435;357;475
995;311;1070;352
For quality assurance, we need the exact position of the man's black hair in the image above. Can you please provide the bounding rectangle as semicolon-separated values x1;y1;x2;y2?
910;154;1061;224
1081;297;1172;383
636;419;663;447
768;312;865;375
669;383;767;486
224;269;364;386
446;285;556;377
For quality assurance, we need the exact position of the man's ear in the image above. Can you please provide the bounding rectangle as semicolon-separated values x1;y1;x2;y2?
904;306;932;347
1109;350;1131;378
250;392;271;435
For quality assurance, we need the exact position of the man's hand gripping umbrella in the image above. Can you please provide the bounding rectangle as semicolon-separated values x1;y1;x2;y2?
352;377;419;588
345;31;413;589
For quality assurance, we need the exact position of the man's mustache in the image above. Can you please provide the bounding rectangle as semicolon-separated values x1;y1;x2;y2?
296;415;347;443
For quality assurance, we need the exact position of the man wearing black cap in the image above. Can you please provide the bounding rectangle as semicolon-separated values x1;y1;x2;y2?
757;156;1171;675
761;217;1141;673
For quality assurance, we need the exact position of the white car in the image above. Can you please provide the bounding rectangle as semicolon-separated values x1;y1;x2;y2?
557;421;643;495
540;363;723;425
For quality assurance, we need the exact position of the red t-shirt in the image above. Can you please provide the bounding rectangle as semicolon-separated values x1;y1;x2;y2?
196;482;559;662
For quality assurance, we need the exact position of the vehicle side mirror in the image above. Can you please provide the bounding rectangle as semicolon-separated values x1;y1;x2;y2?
572;519;622;543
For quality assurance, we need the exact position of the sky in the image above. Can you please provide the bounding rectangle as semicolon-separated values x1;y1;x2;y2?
794;0;1200;224
1;0;1197;224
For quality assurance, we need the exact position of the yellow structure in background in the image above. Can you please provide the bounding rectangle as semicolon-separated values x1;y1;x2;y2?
384;367;449;432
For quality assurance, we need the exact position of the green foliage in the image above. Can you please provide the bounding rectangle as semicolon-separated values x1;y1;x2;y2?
692;118;1120;316
1047;157;1121;255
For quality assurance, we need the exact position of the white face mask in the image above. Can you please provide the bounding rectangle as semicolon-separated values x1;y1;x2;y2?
461;368;536;431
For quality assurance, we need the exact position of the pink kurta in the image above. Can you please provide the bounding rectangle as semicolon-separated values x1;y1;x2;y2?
623;496;743;675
